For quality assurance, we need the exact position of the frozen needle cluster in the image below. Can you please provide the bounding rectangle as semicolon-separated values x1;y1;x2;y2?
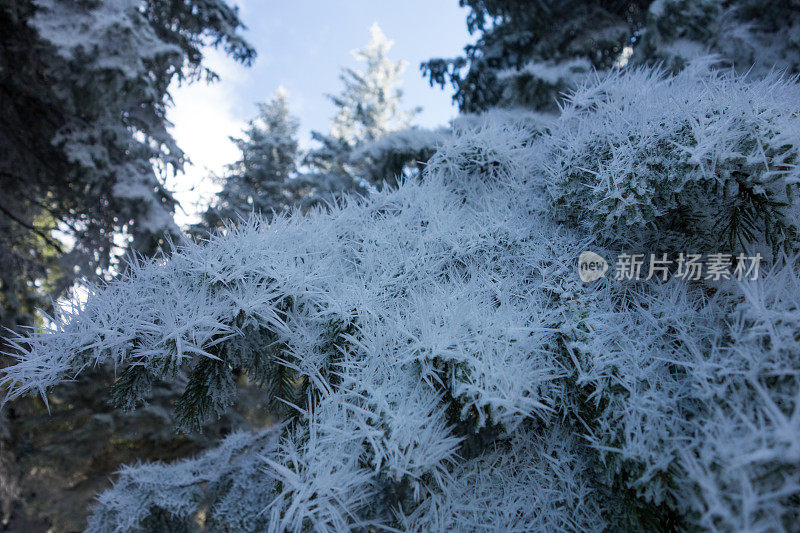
3;65;800;531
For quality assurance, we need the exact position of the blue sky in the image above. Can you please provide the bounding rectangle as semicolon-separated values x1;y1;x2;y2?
167;0;471;223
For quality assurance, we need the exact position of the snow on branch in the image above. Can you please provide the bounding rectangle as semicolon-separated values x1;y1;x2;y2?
3;66;800;530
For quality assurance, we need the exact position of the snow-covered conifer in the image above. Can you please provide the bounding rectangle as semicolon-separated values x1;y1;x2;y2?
3;66;800;531
307;23;422;192
201;90;305;229
0;0;253;332
424;0;800;113
634;0;800;76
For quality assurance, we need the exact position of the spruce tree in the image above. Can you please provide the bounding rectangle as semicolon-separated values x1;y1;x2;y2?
632;0;800;74
306;23;421;191
0;0;254;333
5;65;800;531
423;0;800;113
200;90;304;229
422;0;651;112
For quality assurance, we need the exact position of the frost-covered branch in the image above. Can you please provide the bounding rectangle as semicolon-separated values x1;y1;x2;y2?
3;66;800;531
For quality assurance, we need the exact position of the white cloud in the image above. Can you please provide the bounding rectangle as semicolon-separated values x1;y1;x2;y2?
167;49;248;226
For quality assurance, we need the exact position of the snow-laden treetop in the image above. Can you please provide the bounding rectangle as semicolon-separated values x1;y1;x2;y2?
3;64;800;531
